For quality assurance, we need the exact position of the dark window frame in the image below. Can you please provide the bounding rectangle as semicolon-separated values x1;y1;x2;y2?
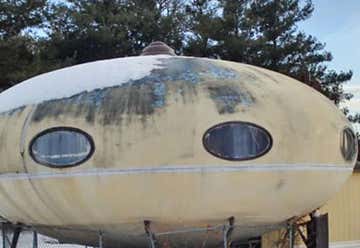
29;126;95;168
341;127;358;162
202;121;273;161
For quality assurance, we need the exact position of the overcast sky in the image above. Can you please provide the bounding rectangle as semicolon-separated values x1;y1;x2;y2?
298;0;360;113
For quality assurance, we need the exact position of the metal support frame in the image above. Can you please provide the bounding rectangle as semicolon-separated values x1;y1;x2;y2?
223;217;235;248
291;211;329;248
248;238;261;248
1;223;22;248
288;222;295;248
2;225;8;248
98;231;103;248
10;227;21;248
32;231;38;248
144;221;158;248
0;223;40;248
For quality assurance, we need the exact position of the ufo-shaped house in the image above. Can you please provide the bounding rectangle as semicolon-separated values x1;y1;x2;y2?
0;42;356;247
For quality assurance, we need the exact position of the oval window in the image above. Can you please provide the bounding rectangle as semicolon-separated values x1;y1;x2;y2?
30;127;95;167
341;127;357;161
203;122;272;161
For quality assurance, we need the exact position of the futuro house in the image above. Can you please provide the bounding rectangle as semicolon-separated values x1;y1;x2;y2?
0;42;357;247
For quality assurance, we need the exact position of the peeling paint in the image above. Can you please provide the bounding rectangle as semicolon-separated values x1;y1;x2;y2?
206;62;237;80
151;82;166;108
28;57;241;124
0;55;169;113
208;85;254;114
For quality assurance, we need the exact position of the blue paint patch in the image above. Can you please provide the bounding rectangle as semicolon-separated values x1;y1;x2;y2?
180;68;200;84
215;95;241;107
237;92;253;107
152;81;166;108
208;85;254;114
160;57;238;83
206;63;237;80
67;88;108;108
176;61;201;83
2;57;240;117
19;57;246;123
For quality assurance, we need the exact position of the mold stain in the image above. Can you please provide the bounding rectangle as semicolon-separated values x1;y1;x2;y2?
29;57;240;124
0;106;26;117
0;120;7;151
207;85;254;114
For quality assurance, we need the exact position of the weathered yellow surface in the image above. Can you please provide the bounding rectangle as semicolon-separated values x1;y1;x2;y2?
0;56;355;247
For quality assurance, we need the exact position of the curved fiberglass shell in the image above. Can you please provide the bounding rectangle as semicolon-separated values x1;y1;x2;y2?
0;55;356;247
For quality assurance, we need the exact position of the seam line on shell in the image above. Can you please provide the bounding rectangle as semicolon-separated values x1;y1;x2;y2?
0;164;353;181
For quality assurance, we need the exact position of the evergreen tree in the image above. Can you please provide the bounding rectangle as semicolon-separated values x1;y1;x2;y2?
45;0;186;64
0;0;48;90
0;0;46;38
185;0;352;106
184;0;222;57
243;0;352;105
214;0;253;61
0;0;354;112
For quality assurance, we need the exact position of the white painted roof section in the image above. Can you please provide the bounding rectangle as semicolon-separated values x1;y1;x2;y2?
0;55;170;113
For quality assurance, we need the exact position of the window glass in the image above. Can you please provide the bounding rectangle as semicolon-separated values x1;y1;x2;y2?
203;122;272;161
30;127;94;167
